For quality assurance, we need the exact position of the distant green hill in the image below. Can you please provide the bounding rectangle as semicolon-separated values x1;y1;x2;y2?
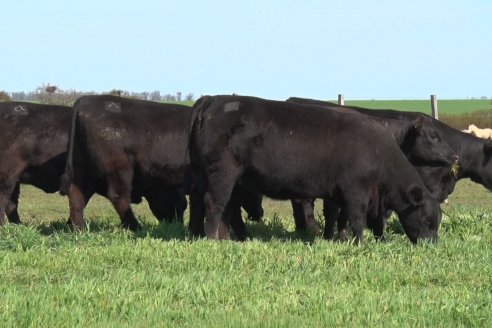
171;98;492;115
161;100;194;107
339;99;492;116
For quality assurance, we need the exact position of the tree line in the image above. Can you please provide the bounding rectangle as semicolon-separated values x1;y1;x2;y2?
0;84;194;105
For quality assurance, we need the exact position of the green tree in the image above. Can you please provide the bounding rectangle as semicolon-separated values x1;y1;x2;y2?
0;90;11;102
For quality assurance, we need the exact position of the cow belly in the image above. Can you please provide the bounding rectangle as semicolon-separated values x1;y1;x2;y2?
240;170;332;200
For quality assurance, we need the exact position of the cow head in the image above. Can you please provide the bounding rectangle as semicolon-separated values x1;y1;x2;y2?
402;116;459;166
397;184;440;244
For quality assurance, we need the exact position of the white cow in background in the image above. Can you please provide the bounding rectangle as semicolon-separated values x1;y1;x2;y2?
462;124;492;139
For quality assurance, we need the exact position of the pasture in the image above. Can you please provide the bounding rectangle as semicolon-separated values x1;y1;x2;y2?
166;98;492;116
341;99;492;116
0;180;491;326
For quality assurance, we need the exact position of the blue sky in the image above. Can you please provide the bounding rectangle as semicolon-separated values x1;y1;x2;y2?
1;0;491;100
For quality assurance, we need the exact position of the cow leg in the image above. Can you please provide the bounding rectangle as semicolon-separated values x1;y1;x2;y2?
0;173;21;226
189;184;206;237
241;188;264;222
6;182;21;224
106;169;141;231
146;188;186;223
371;209;392;241
371;215;386;241
337;208;350;242
291;199;321;234
302;199;320;234
147;191;176;222
291;200;307;230
67;183;94;231
188;166;207;237
322;198;340;240
204;190;232;240
344;198;369;244
174;189;188;222
226;186;251;241
203;155;242;240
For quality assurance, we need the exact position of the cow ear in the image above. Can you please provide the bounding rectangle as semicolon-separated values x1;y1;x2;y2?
407;184;424;206
413;116;424;132
484;141;492;154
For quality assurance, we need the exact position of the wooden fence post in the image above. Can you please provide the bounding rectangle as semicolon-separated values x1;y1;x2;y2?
338;94;344;106
431;94;438;120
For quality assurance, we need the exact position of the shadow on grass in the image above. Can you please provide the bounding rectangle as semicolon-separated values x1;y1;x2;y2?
244;215;318;244
34;218;189;242
30;214;319;244
134;221;187;241
36;219;117;236
29;215;358;245
133;216;318;244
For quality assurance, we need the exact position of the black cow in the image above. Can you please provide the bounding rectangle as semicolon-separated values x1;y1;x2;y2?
343;103;492;203
285;97;460;239
189;95;442;243
288;97;492;239
0;102;72;225
228;97;458;240
0;101;188;228
60;95;194;231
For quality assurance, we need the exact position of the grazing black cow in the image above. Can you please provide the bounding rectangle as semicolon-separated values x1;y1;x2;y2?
0;102;72;225
189;95;442;243
0;101;188;228
288;97;492;199
229;97;458;239
60;95;192;231
340;106;492;202
285;97;460;239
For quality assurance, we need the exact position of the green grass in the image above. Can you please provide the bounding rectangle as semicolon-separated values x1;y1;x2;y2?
181;98;492;115
337;99;492;116
161;100;194;107
0;180;491;326
169;98;492;116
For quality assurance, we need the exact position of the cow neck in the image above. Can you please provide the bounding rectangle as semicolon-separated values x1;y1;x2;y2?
384;119;410;146
384;152;426;213
454;139;492;189
437;122;487;180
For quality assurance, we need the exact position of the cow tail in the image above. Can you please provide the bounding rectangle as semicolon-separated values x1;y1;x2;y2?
187;96;213;162
59;98;81;195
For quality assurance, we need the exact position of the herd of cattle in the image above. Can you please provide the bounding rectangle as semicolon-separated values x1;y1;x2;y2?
1;95;492;244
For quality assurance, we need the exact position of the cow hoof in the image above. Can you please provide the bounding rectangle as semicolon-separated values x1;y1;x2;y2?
338;229;350;242
236;231;253;242
374;235;386;242
307;223;321;235
189;227;206;238
123;222;141;232
72;225;86;233
323;232;335;240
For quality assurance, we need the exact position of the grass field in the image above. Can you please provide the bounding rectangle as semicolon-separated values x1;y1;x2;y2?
0;180;491;326
162;100;195;107
178;98;492;116
340;99;492;116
